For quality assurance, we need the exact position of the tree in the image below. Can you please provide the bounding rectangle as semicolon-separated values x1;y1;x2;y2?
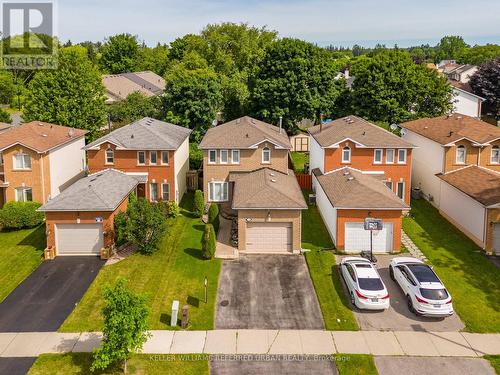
250;38;343;133
436;35;469;62
208;203;220;233
0;108;11;123
193;190;205;218
136;43;169;76
201;224;216;259
108;92;161;126
458;44;500;65
91;279;149;373
23;46;107;139
470;58;500;119
0;71;15;104
100;33;140;74
349;50;452;123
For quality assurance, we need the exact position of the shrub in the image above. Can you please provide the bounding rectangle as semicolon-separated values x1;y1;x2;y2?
0;108;11;123
201;223;216;259
114;211;128;246
166;201;180;218
194;190;204;217
208;203;220;233
0;201;44;229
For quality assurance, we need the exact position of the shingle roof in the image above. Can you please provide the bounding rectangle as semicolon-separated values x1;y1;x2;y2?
313;168;409;209
449;80;485;99
0;123;11;132
199;116;291;150
401;114;500;145
436;166;500;207
39;169;139;211
84;117;191;151
0;121;87;153
102;71;166;103
230;168;307;210
308;116;414;148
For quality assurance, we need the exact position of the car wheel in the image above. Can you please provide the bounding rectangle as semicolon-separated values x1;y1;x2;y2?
350;292;356;307
407;295;416;314
389;266;395;281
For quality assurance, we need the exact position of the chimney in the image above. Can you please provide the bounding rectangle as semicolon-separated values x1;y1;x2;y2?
344;69;349;79
320;113;323;133
279;116;283;133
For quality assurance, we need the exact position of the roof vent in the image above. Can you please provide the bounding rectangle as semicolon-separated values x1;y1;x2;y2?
270;179;277;183
38;122;44;126
362;131;366;136
41;133;48;137
251;118;255;124
68;128;75;137
448;131;453;137
269;172;275;177
246;133;249;138
456;116;462;119
347;176;354;181
236;118;240;124
343;170;350;176
424;126;428;129
131;134;134;139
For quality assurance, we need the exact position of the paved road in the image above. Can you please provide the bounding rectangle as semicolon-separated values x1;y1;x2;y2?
0;257;103;332
375;356;496;375
0;357;36;375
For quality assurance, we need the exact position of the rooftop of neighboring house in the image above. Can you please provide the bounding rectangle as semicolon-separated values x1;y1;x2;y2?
0;121;87;153
448;79;485;99
437;166;500;206
84;117;192;151
401;114;500;145
102;71;166;103
308;115;414;148
199;116;291;150
39;169;139;212
313;167;409;209
230;168;307;210
0;122;11;132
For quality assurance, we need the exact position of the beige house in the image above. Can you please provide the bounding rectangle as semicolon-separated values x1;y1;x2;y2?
199;116;307;254
102;71;166;104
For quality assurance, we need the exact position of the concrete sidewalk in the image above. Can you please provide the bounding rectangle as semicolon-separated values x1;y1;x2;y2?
1;330;499;358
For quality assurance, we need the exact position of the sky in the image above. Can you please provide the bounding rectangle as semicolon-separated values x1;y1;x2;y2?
56;0;500;47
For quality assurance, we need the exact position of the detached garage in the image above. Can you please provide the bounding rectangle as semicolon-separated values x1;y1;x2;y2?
39;169;139;257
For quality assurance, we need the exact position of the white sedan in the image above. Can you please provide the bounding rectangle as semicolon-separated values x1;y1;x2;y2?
389;257;454;317
340;257;390;310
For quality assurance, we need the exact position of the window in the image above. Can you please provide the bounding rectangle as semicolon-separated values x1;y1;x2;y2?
150;151;157;165
161;151;169;165
397;181;405;200
386;149;395;164
220;149;229;164
209;182;228;202
262;147;271;163
105;148;114;164
231;149;240;164
397;149;407;164
374;149;383;164
385;181;393;191
15;187;32;202
342;146;351;163
137;151;146;165
208;150;217;164
150;183;159;201
456;145;466;164
162;183;170;201
491;146;499;164
13;153;31;169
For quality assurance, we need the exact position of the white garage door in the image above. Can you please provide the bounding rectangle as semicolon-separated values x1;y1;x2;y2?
493;223;500;256
56;224;103;256
344;222;393;253
246;222;292;253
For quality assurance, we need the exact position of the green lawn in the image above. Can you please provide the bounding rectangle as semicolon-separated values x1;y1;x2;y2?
290;151;309;173
28;353;208;375
486;355;500;374
302;191;358;331
403;199;500;333
60;193;221;332
0;225;45;302
336;354;378;375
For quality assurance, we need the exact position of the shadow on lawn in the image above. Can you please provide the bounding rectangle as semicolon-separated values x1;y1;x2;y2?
184;248;204;260
16;225;46;249
331;263;356;311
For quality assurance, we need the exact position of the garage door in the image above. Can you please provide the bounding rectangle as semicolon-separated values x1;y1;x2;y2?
493;223;500;256
344;222;393;253
56;224;103;256
246;222;292;253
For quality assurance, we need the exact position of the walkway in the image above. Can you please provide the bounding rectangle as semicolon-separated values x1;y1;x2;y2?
401;230;428;261
1;330;499;357
215;217;238;259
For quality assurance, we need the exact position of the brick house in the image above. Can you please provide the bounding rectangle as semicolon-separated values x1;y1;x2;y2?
401;114;500;254
84;117;191;204
308;116;414;253
199;116;307;254
0;121;87;208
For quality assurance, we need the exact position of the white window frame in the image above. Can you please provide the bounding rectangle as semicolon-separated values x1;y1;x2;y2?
15;187;32;202
13;153;31;170
231;149;240;164
342;146;351;163
386;149;395;164
162;183;170;201
161;151;169;165
220;149;229;164
209;181;228;202
374;149;383;164
397;181;405;200
150;151;158;165
490;146;499;164
456;145;466;164
262;147;271;164
137;151;146;165
208;150;217;164
105;148;114;165
397;149;407;164
150;182;159;202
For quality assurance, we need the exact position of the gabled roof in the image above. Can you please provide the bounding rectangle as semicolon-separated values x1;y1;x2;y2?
230;168;307;210
0;123;11;132
308;116;414;149
199;116;291;150
102;71;166;103
39;169;139;212
436;166;500;207
401;114;500;145
449;80;485;100
84;117;191;151
313;168;409;209
0;121;87;153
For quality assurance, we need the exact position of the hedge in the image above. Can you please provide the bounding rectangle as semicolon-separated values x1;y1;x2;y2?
0;201;44;229
208;203;220;233
202;223;216;259
194;190;204;218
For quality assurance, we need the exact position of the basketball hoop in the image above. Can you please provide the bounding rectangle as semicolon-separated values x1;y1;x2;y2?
372;230;381;237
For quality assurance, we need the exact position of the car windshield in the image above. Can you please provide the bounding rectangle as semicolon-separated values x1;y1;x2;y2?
358;278;384;291
407;264;440;283
420;288;449;300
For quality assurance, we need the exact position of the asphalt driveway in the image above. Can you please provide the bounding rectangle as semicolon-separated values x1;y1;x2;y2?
337;255;464;331
0;257;104;332
215;255;324;329
0;358;36;375
375;356;495;375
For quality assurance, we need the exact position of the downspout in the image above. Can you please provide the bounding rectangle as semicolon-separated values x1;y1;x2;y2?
40;152;46;203
483;207;488;251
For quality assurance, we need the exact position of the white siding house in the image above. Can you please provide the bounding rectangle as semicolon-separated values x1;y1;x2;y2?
174;137;190;203
452;88;484;118
309;135;325;173
312;173;337;243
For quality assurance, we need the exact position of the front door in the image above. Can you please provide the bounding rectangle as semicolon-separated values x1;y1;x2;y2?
136;183;146;198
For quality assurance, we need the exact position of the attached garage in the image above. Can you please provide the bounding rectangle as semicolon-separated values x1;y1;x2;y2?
245;222;292;253
344;222;393;253
56;224;104;255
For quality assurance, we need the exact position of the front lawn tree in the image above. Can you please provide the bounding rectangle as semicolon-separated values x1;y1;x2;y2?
91;279;149;373
470;58;500;119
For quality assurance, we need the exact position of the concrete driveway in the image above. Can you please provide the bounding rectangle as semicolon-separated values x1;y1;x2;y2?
0;257;104;332
215;255;324;329
337;255;464;331
375;357;495;375
211;360;337;374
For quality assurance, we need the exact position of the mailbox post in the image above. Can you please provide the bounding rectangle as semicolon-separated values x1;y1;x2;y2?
171;300;179;327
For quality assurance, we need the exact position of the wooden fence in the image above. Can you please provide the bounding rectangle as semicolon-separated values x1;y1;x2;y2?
296;173;312;190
